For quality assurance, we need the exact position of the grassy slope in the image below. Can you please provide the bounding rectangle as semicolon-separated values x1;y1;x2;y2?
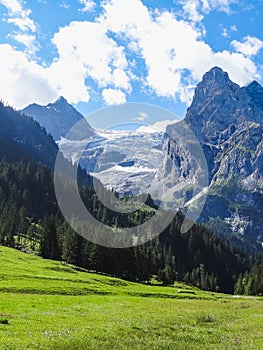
0;246;263;349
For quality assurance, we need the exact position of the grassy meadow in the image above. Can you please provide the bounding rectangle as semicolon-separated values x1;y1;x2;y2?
0;246;263;349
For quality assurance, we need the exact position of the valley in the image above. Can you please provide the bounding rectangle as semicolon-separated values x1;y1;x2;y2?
21;67;263;242
0;0;263;348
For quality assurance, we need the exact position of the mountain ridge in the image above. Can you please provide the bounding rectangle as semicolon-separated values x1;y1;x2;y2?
19;67;263;242
161;67;263;241
22;96;95;141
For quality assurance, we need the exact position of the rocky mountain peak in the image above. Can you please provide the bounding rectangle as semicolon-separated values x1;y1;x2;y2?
244;80;263;110
189;66;240;109
22;97;94;141
47;96;78;114
201;66;230;85
54;96;68;104
184;67;253;142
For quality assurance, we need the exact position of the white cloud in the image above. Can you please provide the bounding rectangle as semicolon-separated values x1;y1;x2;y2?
205;0;237;13
0;0;36;32
60;2;71;10
179;0;237;22
0;0;261;111
221;25;237;38
102;89;126;105
0;44;58;109
179;0;204;22
133;111;149;121
231;36;263;57
0;0;39;56
79;0;96;12
137;119;178;133
213;50;260;85
10;33;39;55
47;21;131;103
100;0;260;104
222;28;228;37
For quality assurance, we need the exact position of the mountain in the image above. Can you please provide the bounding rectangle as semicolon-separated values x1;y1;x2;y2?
22;96;95;141
160;67;263;241
18;69;263;243
22;97;169;196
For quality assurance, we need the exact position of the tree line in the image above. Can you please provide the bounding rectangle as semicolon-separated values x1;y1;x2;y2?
0;157;261;294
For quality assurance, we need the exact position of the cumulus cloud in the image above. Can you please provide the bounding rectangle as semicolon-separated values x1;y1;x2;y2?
102;89;126;105
47;21;131;103
0;0;36;32
0;0;261;110
231;36;263;57
179;0;237;22
0;44;58;108
179;0;203;22
10;33;39;55
100;0;259;104
0;0;39;55
79;0;96;12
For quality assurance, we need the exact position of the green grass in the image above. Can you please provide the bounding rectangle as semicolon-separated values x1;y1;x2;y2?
0;246;263;349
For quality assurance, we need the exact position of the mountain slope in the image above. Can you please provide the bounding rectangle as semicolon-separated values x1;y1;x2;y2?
22;96;95;141
59;128;165;195
0;245;206;297
160;67;263;241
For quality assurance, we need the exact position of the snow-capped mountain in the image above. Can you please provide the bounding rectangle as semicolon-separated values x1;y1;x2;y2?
22;98;173;197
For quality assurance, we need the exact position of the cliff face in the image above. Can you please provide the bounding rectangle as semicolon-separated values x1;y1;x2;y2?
160;67;263;241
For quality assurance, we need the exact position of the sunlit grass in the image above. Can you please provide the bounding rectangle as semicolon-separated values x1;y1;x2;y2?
0;246;263;349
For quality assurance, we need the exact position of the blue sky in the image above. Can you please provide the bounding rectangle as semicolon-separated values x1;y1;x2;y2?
0;0;263;128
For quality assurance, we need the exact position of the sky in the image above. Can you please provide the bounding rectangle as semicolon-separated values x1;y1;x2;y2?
0;0;263;128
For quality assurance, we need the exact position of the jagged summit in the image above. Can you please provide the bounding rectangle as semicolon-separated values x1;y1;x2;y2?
55;96;67;103
184;67;263;139
50;96;69;107
244;79;263;110
22;97;94;141
202;66;228;81
191;66;240;103
246;80;262;89
47;96;77;112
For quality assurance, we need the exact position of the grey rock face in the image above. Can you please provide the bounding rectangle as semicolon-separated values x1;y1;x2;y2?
161;66;263;241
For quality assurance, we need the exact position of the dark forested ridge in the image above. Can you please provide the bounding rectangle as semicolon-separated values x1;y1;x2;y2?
0;101;59;167
0;101;262;295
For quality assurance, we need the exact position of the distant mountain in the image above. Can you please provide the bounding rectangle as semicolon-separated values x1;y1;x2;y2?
160;67;263;241
22;96;95;141
22;96;168;196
